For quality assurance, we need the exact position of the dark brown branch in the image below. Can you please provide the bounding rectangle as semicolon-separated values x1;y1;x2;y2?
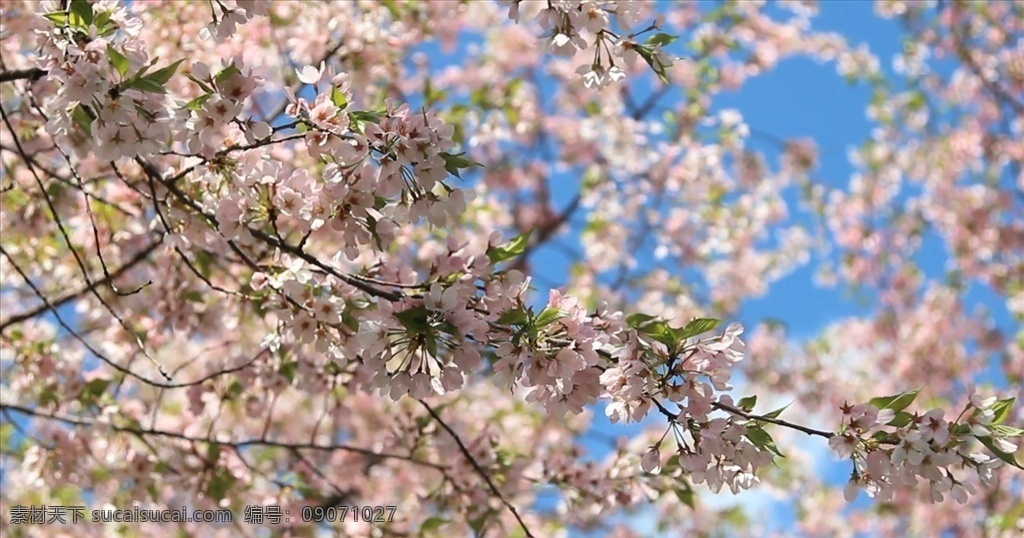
0;68;46;84
509;193;582;273
1;102;171;379
0;403;447;470
135;156;406;302
419;400;536;538
0;244;263;390
711;401;835;439
948;11;1024;115
0;238;163;332
652;398;836;440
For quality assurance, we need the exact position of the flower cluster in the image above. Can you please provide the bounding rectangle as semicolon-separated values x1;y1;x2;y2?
830;392;1020;504
36;1;178;161
182;58;264;154
492;289;606;414
499;0;676;88
197;0;271;42
357;281;489;399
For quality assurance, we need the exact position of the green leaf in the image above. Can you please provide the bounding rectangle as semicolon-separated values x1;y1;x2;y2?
126;77;167;94
207;443;220;462
331;86;348;109
279;360;298;383
71;105;93;134
144;58;184;86
951;423;972;436
646;33;678;48
381;0;402;19
990;397;1015;425
673;485;695;508
497;308;529;326
737;396;757;412
394;305;431;334
39;388;60;407
469;87;491;109
419;516;449;533
468;510;492;535
673;317;720;340
871;430;898;444
82;377;110;397
185;73;213;93
745;426;784;458
0;423;17;453
42;11;69;26
68;0;94;28
424;334;438;358
134;58;157;82
487;231;531;264
183;93;213;111
214;63;241;84
225;380;244;400
534;307;564;328
976;435;1023;470
440;151;482;179
868;387;921;413
990;424;1024;438
349;109;383;123
93;10;114;35
625;313;657;328
194;251;213;279
207;467;235;501
106;45;129;77
503;103;519;126
887;411;914;428
636;46;670;84
638;321;677;349
762;402;791;420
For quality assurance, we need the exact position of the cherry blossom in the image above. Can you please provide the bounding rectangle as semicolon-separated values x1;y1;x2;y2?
0;1;1020;536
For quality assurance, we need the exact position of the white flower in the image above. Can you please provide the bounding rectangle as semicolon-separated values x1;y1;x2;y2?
843;479;859;502
968;386;997;410
426;283;459;312
191;61;211;81
829;434;858;459
607;66;626;84
616;40;640;67
920;409;949;444
248;121;271;140
993;437;1018;453
577;64;604;89
640;447;661;474
297;61;325;85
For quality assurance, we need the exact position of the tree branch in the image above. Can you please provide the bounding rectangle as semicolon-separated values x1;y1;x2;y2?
0;237;163;332
1;403;447;470
419;400;536;538
0;68;46;84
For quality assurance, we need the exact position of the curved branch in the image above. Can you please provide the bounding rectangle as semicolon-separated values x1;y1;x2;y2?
0;238;163;332
419;400;536;538
711;401;835;439
0;403;447;470
0;68;46;84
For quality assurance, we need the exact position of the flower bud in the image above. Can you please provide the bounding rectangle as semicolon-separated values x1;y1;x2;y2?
641;447;661;474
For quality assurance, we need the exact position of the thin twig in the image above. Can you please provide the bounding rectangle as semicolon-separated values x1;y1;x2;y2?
419;400;536;538
1;403;447;470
